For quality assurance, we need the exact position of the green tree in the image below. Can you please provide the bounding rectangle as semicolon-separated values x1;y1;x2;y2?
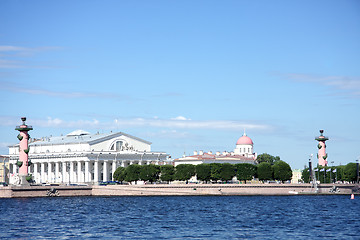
235;163;257;183
301;167;310;183
139;164;160;183
113;167;126;183
316;167;333;183
344;163;357;183
125;164;142;184
175;164;195;182
335;165;345;182
160;165;175;183
257;153;280;164
195;164;211;183
257;162;273;182
333;166;344;182
273;161;292;183
220;163;236;182
209;163;222;182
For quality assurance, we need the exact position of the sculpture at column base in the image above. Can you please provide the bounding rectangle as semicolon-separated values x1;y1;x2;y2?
19;175;31;186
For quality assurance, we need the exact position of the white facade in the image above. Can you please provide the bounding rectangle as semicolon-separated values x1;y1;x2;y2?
8;130;169;185
234;142;253;156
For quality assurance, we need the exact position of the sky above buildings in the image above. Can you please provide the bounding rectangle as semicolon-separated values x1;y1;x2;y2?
0;0;359;169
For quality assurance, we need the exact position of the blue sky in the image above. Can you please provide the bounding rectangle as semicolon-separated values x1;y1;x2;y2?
1;0;359;169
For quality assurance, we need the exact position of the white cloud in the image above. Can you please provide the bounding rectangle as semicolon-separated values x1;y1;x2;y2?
0;45;62;53
0;46;28;52
0;116;272;132
144;130;191;139
0;45;62;69
171;116;191;121
32;117;100;129
0;59;23;69
0;81;132;100
284;73;360;98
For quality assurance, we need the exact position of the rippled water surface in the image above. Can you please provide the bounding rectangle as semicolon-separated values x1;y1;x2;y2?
0;195;359;239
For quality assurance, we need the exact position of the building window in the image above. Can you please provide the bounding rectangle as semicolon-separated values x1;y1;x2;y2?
116;141;123;151
110;141;123;151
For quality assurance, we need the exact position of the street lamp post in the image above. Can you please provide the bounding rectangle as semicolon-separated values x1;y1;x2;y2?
308;156;313;183
356;159;359;184
331;161;334;183
2;157;6;184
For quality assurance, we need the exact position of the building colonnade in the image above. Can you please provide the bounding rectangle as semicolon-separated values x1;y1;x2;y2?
9;152;164;184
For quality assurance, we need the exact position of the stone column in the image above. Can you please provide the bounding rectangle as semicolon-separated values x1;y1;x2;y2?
62;162;67;183
55;162;59;183
77;161;82;183
121;161;125;167
103;161;108;182
112;161;117;181
34;163;38;183
94;161;99;183
48;162;53;183
69;161;74;184
85;161;90;183
12;163;16;175
41;162;45;183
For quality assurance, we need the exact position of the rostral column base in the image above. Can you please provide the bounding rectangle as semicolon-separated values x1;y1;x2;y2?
19;175;30;186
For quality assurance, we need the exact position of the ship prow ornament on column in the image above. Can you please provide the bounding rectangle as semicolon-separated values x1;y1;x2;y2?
15;117;33;185
315;129;329;167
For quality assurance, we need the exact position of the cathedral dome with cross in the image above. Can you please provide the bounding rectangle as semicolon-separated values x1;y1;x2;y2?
234;131;254;157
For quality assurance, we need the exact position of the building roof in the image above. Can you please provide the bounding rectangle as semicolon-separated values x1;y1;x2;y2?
178;152;255;161
9;131;152;147
66;130;91;136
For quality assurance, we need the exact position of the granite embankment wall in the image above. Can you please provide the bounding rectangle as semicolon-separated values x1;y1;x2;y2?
0;186;92;198
0;184;357;198
93;183;356;196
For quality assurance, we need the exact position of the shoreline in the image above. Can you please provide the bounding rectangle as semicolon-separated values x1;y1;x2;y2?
0;183;358;198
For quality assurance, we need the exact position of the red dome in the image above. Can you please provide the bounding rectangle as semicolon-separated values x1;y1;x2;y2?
236;134;253;145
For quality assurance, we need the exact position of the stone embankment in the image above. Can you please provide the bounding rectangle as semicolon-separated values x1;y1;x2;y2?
0;183;358;198
92;183;356;196
0;185;92;198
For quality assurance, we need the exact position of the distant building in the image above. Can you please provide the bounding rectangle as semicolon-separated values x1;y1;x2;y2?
291;169;302;183
8;130;169;184
174;132;257;166
0;155;9;183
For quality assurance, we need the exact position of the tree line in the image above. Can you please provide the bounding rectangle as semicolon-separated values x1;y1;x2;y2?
113;158;293;184
302;162;359;184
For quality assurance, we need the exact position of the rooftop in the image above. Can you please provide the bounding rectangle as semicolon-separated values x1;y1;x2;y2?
9;130;151;147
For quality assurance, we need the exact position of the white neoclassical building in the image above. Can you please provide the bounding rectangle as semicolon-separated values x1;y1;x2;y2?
174;133;257;166
8;130;169;185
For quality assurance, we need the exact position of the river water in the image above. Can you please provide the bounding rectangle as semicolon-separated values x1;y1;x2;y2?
0;195;359;239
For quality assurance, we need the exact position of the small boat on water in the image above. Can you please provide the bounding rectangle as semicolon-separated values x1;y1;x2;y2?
288;191;299;194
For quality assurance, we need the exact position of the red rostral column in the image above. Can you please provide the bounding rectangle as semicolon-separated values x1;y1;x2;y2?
315;130;329;166
15;117;33;180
